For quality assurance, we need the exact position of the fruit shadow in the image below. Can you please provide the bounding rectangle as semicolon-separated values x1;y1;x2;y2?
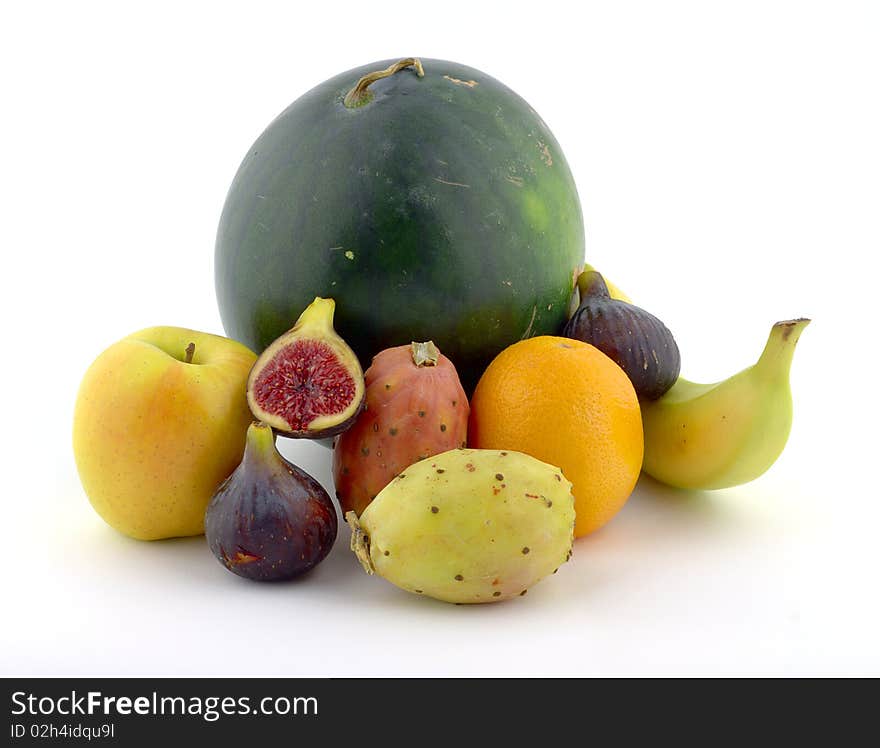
72;473;765;618
568;472;764;562
264;475;763;614
96;526;360;595
526;474;769;609
88;529;215;578
621;472;755;540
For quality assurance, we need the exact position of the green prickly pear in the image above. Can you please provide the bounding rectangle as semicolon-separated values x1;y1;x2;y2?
346;448;575;604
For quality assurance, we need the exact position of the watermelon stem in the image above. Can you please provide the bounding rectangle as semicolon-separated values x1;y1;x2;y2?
343;58;425;108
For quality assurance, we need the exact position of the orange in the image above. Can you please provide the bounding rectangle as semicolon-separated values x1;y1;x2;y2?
469;336;643;538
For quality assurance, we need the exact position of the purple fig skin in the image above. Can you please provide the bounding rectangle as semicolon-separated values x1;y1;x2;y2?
205;422;337;581
563;271;680;401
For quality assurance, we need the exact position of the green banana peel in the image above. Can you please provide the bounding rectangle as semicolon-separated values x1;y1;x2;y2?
640;318;810;490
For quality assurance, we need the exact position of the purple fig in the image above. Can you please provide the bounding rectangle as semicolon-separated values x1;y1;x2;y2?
205;421;337;581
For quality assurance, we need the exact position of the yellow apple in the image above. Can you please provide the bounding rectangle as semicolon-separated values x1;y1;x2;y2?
73;327;257;540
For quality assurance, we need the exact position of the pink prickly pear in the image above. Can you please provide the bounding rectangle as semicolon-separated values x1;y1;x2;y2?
333;341;468;516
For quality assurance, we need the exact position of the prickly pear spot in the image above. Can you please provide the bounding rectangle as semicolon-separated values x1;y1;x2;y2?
250;339;356;430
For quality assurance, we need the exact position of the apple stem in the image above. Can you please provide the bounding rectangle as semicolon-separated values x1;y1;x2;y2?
184;342;195;364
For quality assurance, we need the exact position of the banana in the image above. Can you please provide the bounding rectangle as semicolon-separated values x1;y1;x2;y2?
641;318;810;490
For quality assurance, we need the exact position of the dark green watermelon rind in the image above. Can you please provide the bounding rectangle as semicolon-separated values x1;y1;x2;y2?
216;58;584;391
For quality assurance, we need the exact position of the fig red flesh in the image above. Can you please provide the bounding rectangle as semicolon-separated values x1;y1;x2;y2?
250;339;357;431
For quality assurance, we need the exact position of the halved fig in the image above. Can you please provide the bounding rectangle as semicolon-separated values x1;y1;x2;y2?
246;297;365;438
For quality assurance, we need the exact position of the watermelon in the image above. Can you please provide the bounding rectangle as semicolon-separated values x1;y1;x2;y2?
215;57;584;391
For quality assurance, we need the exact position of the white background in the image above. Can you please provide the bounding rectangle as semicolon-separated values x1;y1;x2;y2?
2;1;878;676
